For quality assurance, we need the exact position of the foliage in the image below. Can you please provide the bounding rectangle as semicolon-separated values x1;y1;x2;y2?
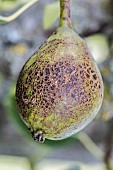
0;0;28;11
43;1;59;30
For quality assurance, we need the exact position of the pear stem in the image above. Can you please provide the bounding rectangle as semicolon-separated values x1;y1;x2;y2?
59;0;72;28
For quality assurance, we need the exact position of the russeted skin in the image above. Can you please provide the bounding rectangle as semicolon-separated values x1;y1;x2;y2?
16;26;103;141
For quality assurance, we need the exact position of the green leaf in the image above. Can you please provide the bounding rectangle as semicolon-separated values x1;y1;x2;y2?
43;1;60;30
0;156;31;170
85;34;109;64
0;0;28;11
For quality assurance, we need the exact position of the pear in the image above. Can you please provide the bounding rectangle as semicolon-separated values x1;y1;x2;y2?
16;0;103;142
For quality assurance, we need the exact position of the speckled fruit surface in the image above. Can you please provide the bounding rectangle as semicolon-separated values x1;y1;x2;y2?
16;26;103;142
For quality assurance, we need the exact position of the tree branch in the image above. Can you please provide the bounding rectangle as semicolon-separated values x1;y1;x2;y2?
75;132;104;160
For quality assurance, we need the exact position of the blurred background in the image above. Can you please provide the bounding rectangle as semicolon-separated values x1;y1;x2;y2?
0;0;113;169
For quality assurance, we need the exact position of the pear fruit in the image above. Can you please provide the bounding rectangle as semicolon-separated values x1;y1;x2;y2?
16;0;103;142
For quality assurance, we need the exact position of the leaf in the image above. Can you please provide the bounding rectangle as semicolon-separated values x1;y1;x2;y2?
43;1;60;30
37;159;110;170
85;34;109;64
0;156;31;170
3;82;30;138
0;0;28;11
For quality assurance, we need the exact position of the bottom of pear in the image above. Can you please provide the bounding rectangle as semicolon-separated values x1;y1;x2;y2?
32;132;45;143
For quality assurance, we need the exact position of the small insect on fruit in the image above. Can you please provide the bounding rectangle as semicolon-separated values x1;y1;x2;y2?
16;0;103;143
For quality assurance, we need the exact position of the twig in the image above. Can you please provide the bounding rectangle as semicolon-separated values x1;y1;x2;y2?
0;0;40;23
104;118;113;170
75;131;104;160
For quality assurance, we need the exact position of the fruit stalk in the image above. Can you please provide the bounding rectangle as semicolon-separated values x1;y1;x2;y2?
59;0;72;28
